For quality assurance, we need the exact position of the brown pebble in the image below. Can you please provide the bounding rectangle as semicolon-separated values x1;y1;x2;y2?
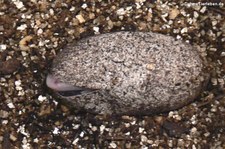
154;116;164;125
38;105;51;116
2;131;11;149
162;121;188;138
222;62;225;71
0;50;7;61
19;35;33;51
0;25;4;31
0;59;21;75
60;105;69;113
0;110;9;118
169;8;180;20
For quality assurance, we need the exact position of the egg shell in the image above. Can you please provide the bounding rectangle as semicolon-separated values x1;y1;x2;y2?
49;31;209;115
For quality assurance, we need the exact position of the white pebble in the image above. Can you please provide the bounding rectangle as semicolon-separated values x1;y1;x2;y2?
81;3;87;9
161;13;168;22
117;8;126;15
141;135;148;142
17;24;27;31
49;9;54;15
190;115;197;125
7;103;15;109
18;90;25;96
38;95;47;102
53;100;58;106
187;18;193;24
2;120;8;124
135;3;141;9
126;6;133;11
100;125;105;133
209;48;217;52
72;124;80;129
139;127;144;133
135;0;146;3
33;138;39;143
168;111;174;117
13;0;24;9
37;28;43;35
15;80;22;86
22;137;31;149
72;138;79;145
125;132;130;135
181;27;188;34
26;14;32;19
190;127;197;134
221;52;225;56
212;20;217;26
53;127;60;134
93;26;99;33
200;6;206;13
79;131;84;137
21;51;28;56
204;132;210;137
0;44;6;51
193;11;199;18
18;125;30;137
192;144;197;149
168;20;173;25
131;120;136;125
180;10;187;16
91;126;98;131
70;6;75;11
110;142;117;148
38;41;44;46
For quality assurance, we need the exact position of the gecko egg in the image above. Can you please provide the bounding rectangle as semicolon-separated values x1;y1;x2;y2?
47;31;209;115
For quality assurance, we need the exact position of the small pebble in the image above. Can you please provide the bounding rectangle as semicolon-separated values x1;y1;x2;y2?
81;3;87;9
0;110;9;118
17;24;27;31
109;142;117;148
0;44;7;51
53;127;60;135
200;6;207;13
193;11;199;18
0;59;20;75
93;26;100;33
19;35;33;51
169;8;180;19
117;8;126;15
7;103;15;109
13;0;24;9
162;121;188;138
181;27;188;34
37;95;47;102
76;14;85;23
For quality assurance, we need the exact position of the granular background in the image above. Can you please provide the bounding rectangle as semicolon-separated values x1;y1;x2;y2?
0;0;225;148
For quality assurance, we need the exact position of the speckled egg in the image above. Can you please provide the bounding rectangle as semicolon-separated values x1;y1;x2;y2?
46;31;209;115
